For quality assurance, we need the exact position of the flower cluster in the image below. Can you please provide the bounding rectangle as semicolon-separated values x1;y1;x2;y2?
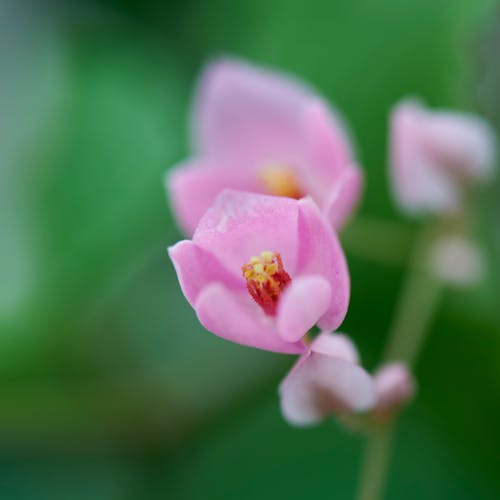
166;58;496;428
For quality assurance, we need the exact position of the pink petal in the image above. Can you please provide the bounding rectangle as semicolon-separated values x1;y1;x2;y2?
420;110;496;181
390;99;460;214
296;198;350;331
195;282;306;354
373;362;416;415
192;57;317;167
168;240;242;306
303;100;354;181
310;331;360;365
276;275;331;342
280;351;375;426
299;102;363;228
193;190;300;276
167;160;259;236
323;165;364;229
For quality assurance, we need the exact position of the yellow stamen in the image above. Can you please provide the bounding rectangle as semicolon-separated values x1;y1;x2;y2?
260;165;303;199
241;251;292;316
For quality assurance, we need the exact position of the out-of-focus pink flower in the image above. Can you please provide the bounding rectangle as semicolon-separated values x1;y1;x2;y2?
372;362;415;421
168;190;350;354
279;332;375;425
390;98;496;215
429;235;485;287
167;58;363;235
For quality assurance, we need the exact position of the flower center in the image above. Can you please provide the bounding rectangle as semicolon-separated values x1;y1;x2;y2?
259;165;303;199
242;251;291;316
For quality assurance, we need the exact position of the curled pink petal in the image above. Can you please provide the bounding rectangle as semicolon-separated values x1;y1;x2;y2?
296;198;350;331
373;362;415;417
323;165;364;229
167;160;259;236
168;240;243;306
310;331;360;365
280;332;375;426
195;283;306;354
303;99;354;179
277;275;331;343
301;101;363;229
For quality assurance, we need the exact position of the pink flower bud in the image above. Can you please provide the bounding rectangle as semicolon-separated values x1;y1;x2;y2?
390;98;496;215
279;332;375;426
372;362;416;420
429;235;485;287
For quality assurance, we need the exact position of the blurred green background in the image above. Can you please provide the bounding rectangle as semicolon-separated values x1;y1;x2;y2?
1;0;499;498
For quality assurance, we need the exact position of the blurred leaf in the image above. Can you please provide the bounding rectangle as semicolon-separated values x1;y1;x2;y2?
0;23;188;373
0;1;65;331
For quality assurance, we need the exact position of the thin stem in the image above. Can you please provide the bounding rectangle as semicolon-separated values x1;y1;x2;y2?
383;223;443;366
355;425;395;500
356;222;443;500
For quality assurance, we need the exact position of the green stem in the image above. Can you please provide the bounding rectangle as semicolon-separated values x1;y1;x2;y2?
355;425;395;500
355;223;443;500
382;223;443;366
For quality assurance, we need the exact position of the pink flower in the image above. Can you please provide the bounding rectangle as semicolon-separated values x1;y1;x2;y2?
279;332;415;427
279;332;375;425
167;57;363;235
372;362;415;421
390;98;496;215
168;190;350;354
